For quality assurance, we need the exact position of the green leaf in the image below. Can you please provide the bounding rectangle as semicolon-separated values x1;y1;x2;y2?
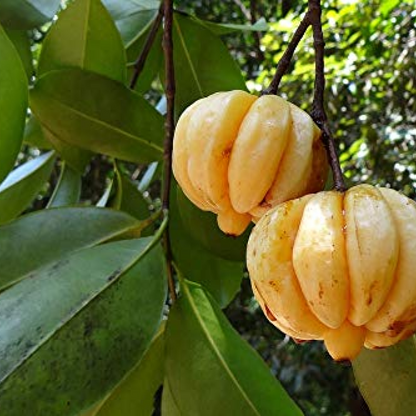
23;116;53;150
171;13;246;116
353;338;416;416
113;166;150;220
0;238;167;416
195;16;269;35
37;0;128;170
0;25;28;183
47;163;81;208
30;68;164;163
170;184;243;308
165;279;304;416
139;161;159;192
38;0;126;83
102;0;159;47
0;0;60;29
4;28;33;78
0;151;55;226
93;325;165;416
0;206;142;291
161;378;182;416
176;186;250;262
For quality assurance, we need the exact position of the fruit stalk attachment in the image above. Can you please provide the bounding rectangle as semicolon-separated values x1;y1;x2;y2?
263;0;346;192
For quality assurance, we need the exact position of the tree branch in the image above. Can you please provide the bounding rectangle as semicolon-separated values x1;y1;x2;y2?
162;0;177;302
308;0;346;192
262;12;311;95
129;4;164;89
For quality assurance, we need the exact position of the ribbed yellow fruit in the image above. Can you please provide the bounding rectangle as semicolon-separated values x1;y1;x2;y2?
172;91;328;236
247;184;416;360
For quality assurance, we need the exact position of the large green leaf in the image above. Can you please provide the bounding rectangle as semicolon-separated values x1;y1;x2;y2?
0;0;60;29
353;338;416;416
176;186;251;262
4;28;33;78
170;184;243;308
165;279;304;416
0;206;142;291
37;0;127;171
0;25;28;183
30;68;164;163
92;325;165;416
171;13;246;116
0;238;167;416
102;0;159;47
161;378;181;416
0;151;55;225
23;115;53;150
194;16;268;36
38;0;126;82
46;163;81;208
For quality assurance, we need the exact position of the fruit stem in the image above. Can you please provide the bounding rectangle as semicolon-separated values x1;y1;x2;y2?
309;0;346;192
129;3;164;89
262;13;311;95
162;0;177;302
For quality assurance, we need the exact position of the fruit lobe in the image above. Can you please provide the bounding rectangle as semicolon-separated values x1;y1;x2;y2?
172;90;328;235
247;184;416;360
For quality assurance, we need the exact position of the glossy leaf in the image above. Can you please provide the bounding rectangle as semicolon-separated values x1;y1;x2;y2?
93;325;165;416
165;279;304;416
170;184;243;308
353;338;416;416
161;378;181;416
0;238;167;416
4;28;33;78
176;186;251;262
0;0;60;29
171;13;246;116
0;207;142;291
47;163;81;208
195;16;268;35
139;162;159;192
23;116;53;150
0;151;55;226
102;0;159;47
0;25;28;183
37;0;127;170
30;68;164;163
38;0;126;82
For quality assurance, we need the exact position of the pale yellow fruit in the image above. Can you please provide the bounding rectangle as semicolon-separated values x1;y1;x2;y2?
345;185;399;326
293;191;349;329
247;196;327;339
367;188;416;333
247;185;416;360
172;90;328;235
324;321;366;361
228;95;291;213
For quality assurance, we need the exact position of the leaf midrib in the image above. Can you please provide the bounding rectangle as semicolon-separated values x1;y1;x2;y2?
173;15;204;98
183;282;261;416
36;95;163;154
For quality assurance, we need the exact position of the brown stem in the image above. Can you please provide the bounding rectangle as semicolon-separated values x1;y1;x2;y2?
262;12;311;95
129;4;164;89
308;0;346;192
162;0;177;302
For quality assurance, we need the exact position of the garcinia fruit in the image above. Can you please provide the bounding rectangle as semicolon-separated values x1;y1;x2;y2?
172;90;328;236
247;184;416;361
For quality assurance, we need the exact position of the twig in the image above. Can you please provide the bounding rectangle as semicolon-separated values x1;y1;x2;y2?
129;3;164;89
308;0;346;192
249;0;264;63
262;12;311;95
162;0;177;302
